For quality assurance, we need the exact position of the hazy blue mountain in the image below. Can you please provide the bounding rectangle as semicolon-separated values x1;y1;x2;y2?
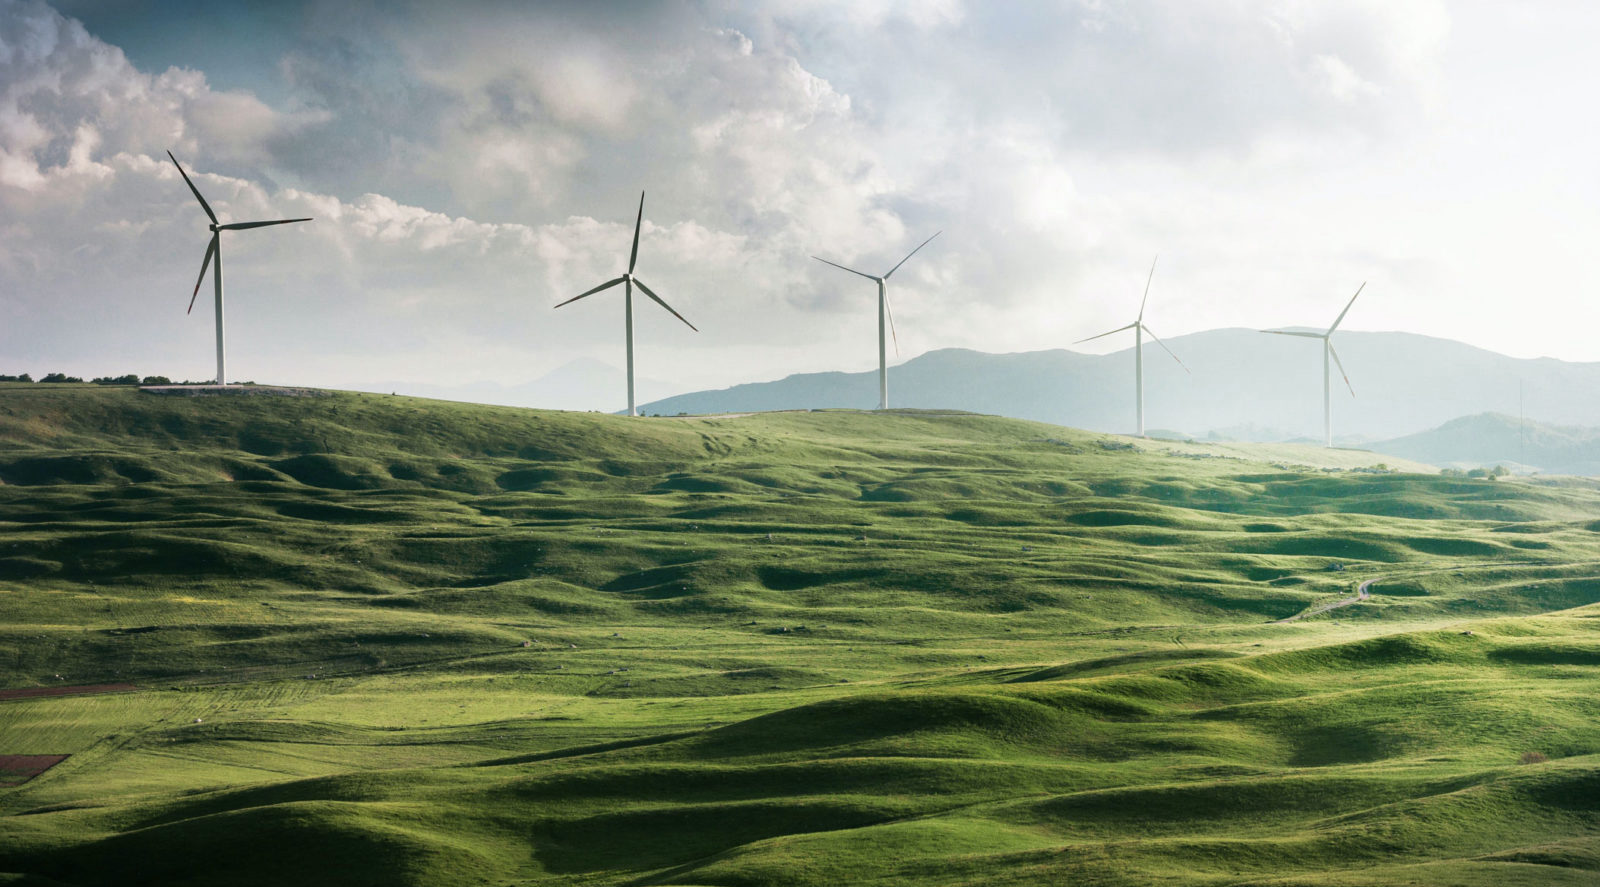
638;329;1597;440
1368;413;1600;475
364;358;683;412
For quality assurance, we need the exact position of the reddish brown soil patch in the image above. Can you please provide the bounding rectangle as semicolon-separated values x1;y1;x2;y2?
0;754;68;787
0;682;136;702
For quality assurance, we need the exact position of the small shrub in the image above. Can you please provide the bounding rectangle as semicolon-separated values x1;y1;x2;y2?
141;376;172;385
1520;751;1548;764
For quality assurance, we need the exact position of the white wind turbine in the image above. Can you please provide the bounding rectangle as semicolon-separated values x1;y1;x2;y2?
168;151;312;386
812;232;940;410
555;192;697;417
1074;256;1188;438
1262;283;1365;448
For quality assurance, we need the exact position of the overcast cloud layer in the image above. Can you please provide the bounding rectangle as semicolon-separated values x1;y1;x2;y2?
4;0;1598;410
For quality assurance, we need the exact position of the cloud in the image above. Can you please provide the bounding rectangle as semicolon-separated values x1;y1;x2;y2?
0;0;328;191
2;0;1495;401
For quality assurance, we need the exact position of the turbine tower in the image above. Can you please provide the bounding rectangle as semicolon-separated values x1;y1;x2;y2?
812;232;940;410
1074;256;1189;437
555;192;697;416
1262;283;1365;448
168;152;311;387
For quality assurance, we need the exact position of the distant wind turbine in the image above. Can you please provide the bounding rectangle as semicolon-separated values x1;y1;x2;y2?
812;232;941;410
1074;256;1189;438
555;192;697;417
168;151;311;386
1262;283;1365;448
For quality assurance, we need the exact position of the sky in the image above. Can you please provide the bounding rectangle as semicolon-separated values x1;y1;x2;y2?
5;0;1600;407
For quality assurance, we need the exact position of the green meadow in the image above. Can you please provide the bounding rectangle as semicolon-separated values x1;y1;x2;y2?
2;383;1599;885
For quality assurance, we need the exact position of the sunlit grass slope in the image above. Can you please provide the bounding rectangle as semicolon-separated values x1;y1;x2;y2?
2;383;1599;886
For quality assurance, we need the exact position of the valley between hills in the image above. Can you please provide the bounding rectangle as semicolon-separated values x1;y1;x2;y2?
3;384;1600;886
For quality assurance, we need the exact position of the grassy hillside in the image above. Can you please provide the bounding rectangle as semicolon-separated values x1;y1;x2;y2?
3;384;1600;885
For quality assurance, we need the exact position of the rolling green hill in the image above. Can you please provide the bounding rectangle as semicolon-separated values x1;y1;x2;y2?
3;384;1600;886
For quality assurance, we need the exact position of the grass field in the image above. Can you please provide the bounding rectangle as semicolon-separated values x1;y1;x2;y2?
2;384;1599;885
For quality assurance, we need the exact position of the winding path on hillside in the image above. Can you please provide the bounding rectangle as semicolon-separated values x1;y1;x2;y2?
1272;558;1578;625
1274;576;1378;624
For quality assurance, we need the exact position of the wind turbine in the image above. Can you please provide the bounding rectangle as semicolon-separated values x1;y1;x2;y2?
1262;283;1365;448
1075;257;1189;438
168;151;311;386
554;192;697;416
812;232;940;410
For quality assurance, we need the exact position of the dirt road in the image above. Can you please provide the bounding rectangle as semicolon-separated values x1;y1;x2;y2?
1275;576;1377;624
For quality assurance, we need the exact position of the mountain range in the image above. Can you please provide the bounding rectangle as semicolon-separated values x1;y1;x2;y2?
636;329;1597;442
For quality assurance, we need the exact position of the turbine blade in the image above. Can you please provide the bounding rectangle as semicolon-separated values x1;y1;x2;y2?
1260;329;1326;338
1141;324;1189;373
633;277;698;332
1329;341;1355;396
812;255;879;282
884;290;900;357
883;231;941;280
628;191;645;274
1138;254;1158;322
554;276;626;308
187;234;218;314
1328;281;1365;333
1073;322;1138;345
217;218;312;231
167;151;217;225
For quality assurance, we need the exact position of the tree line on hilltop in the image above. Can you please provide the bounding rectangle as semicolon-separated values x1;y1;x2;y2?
0;373;218;385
